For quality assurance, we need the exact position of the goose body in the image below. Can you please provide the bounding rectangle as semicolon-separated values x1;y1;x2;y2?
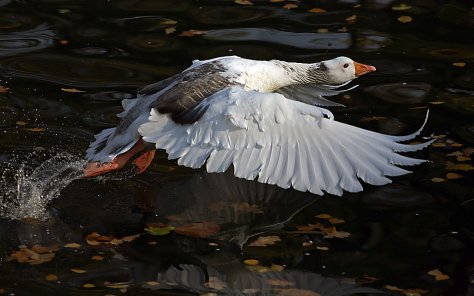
85;56;432;196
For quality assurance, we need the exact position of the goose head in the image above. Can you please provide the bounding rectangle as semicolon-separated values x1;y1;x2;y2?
308;57;376;85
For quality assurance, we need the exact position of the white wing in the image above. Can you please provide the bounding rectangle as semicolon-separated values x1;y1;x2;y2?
138;87;432;196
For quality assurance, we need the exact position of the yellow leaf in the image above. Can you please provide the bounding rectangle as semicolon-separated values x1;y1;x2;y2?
45;274;58;281
61;88;85;93
429;101;446;105
91;255;104;261
450;143;463;147
71;268;87;274
308;8;326;13
315;213;332;219
392;4;412;10
397;15;413;23
16;121;27;126
82;283;95;288
26;128;46;132
283;3;298;9
234;0;253;5
317;28;329;33
445;161;473;171
452;62;466;67
64;243;81;249
431;177;445;183
435;274;450;281
457;156;471;161
165;27;176;35
446;173;462;180
244;259;259;266
270;264;285;271
346;15;357;23
146;281;160;286
432;142;446;147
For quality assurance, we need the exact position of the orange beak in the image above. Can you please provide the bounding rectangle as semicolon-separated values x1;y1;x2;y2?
353;62;376;77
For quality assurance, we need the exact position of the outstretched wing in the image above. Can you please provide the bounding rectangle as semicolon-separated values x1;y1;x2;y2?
138;87;432;196
276;81;358;107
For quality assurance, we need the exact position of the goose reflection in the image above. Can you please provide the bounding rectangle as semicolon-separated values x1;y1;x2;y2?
148;170;318;247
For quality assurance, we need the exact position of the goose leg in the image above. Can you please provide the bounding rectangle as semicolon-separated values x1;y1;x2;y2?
83;139;149;177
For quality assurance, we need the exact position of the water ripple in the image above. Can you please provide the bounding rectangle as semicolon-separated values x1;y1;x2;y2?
0;23;55;57
364;82;432;104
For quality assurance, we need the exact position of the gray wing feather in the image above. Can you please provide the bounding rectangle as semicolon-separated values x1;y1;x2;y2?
276;83;358;107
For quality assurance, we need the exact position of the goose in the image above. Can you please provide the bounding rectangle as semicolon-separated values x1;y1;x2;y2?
84;56;432;196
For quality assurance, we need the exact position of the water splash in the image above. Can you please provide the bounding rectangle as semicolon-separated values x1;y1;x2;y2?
0;153;86;221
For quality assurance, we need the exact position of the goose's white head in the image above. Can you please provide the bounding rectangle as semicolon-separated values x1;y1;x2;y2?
316;56;376;85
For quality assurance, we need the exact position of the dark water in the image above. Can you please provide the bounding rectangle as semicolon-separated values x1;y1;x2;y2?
0;0;473;295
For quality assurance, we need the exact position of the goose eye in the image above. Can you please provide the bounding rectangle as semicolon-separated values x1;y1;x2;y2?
343;63;349;68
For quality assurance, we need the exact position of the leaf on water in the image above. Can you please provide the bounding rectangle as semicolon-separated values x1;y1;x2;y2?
308;8;326;13
324;230;350;239
45;274;58;281
165;27;176;35
91;255;104;261
446;173;463;180
179;29;207;37
432;142;446;147
398;15;413;23
392;4;412;10
283;3;298;9
316;246;329;251
174;221;220;238
457;156;471;161
346;15;357;23
0;85;10;93
148;241;158;245
272;288;320;296
145;224;175;236
450;143;463;147
431;177;446;183
160;20;178;25
71;268;87;274
338;27;348;32
428;269;450;281
446;151;462;157
83;283;95;288
248;235;281;247
235;0;253;5
445;161;473;171
16;121;27;126
270;264;285;271
429;101;446;105
267;279;293;286
463;147;473;156
384;285;427;296
26;128;46;132
61;87;85;93
315;213;332;219
296;223;324;231
317;28;329;33
60;40;69;45
452;62;466;67
64;243;81;249
105;282;130;289
8;244;58;265
270;0;285;2
244;259;259;266
328;218;345;224
145;281;159;286
86;232;141;245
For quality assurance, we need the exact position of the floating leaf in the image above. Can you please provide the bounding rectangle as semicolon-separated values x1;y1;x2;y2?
452;62;466;67
248;236;281;247
398;15;413;23
270;0;285;2
60;40;69;45
45;274;58;281
71;268;87;274
324;230;350;239
26;128;46;132
346;15;357;23
83;283;95;288
165;27;176;35
61;88;85;93
431;177;445;183
283;3;298;9
105;282;130;289
446;173;463;180
392;4;412;10
244;259;259;266
445;161;473;171
270;264;285;271
361;116;388;122
384;285;427;296
145;225;175;236
316;246;329;251
428;269;450;281
8;245;58;265
179;29;207;37
432;142;446;147
457;156;471;162
160;20;178;25
145;281;160;286
429;101;446;105
16;121;27;126
234;0;253;5
266;279;293;286
0;85;10;93
446;151;462;157
315;213;332;219
308;8;326;13
91;255;104;261
86;232;141;246
328;218;345;224
64;243;81;249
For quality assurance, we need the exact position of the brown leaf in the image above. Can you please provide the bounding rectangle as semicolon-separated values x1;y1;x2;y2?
345;15;357;24
274;288;320;296
324;230;350;239
234;0;253;5
61;88;85;93
308;8;326;13
165;27;176;35
45;274;58;281
248;235;281;247
160;20;178;25
83;283;95;288
174;221;220;238
26;128;46;132
64;243;81;249
328;218;345;224
457;156;471;162
266;279;293;286
315;213;332;219
431;177;446;183
428;269;450;281
463;147;473;157
445;161;473;171
243;259;259;266
392;4;412;10
179;29;207;37
16;121;27;126
296;223;324;231
0;85;10;93
91;255;104;261
71;268;87;274
446;173;463;180
270;264;285;271
270;0;285;2
283;3;298;9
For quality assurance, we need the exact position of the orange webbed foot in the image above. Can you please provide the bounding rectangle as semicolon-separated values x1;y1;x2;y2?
132;150;156;174
83;161;122;178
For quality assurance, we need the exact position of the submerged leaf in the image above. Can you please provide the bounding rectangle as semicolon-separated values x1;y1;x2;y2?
398;15;413;23
248;236;281;247
175;221;219;238
0;85;10;93
308;8;326;13
144;225;175;236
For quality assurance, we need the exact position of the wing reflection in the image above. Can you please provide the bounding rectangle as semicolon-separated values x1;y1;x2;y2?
150;170;318;247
